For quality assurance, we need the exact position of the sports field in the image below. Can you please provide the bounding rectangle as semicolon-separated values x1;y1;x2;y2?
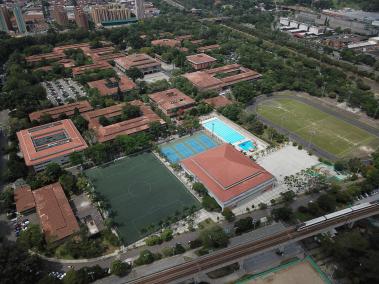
85;152;199;244
257;98;379;158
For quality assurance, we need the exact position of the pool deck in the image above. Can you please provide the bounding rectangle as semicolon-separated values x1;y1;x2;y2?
200;112;269;154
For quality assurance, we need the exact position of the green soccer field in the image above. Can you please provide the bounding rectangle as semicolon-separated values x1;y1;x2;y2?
85;152;200;245
256;98;379;158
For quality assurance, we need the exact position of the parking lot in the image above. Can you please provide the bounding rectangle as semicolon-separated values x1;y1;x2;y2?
42;79;86;105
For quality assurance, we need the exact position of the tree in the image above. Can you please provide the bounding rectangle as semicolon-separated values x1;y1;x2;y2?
258;202;267;210
234;217;254;235
149;121;163;139
218;103;242;122
173;243;185;254
59;173;76;194
63;269;89;284
126;67;143;81
222;208;235;222
0;244;44;283
192;182;207;196
160;228;173;241
202;195;221;212
122;103;141;120
145;235;162;246
0;187;14;213
271;206;293;222
317;194;336;213
17;224;44;250
200;225;229;249
134;249;155;266
110;260;130;277
44;163;63;181
69;151;84;166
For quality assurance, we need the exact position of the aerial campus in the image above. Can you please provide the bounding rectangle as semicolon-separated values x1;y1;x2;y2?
0;1;379;284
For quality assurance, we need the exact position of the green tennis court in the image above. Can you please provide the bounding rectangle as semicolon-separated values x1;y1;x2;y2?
85;152;200;244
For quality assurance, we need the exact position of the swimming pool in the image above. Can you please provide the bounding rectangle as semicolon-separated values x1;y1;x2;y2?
238;140;256;152
202;118;245;144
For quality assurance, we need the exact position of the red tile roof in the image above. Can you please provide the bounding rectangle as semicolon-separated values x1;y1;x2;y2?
29;101;93;122
181;144;274;204
114;54;161;71
72;61;112;77
87;75;136;97
14;186;36;213
17;119;88;167
151;39;181;48
186;53;217;65
197;44;221;53
204;96;233;108
183;64;261;91
148;88;196;116
33;182;79;242
82;100;165;142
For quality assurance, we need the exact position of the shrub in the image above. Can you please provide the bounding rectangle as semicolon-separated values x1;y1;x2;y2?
145;235;162;246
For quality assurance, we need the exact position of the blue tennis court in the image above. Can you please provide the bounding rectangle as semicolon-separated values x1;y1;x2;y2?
202;118;246;144
159;132;219;163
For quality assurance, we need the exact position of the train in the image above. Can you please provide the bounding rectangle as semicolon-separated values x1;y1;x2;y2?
296;200;379;231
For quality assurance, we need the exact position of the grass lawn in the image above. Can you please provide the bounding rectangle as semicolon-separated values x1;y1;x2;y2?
85;152;200;245
257;98;379;158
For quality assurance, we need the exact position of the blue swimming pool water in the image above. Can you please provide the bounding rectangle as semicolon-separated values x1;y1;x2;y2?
238;140;255;151
160;132;218;163
202;118;245;144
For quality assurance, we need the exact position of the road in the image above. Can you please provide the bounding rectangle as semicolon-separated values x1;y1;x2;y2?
115;204;379;284
45;192;319;272
246;94;379;161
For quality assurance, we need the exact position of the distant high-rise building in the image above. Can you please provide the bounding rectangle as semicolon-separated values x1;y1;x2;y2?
0;5;12;32
74;6;88;30
91;4;131;25
135;0;145;20
13;4;27;33
53;5;68;26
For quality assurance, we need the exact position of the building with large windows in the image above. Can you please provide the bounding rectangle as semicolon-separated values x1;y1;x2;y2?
115;54;161;75
0;5;12;32
17;119;88;171
13;4;27;33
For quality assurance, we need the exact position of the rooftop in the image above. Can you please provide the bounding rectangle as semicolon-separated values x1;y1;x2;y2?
204;96;233;108
72;61;112;77
29;101;93;121
148;88;196;116
14;186;35;213
33;182;80;242
183;64;261;91
87;75;136;97
186;53;217;65
82;100;165;142
17;119;88;166
151;38;181;48
197;44;221;53
114;54;161;70
181;144;274;203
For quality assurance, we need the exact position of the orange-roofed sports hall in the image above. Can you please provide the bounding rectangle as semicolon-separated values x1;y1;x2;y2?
181;144;275;209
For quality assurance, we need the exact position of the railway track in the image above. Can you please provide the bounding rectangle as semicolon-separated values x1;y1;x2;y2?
127;205;379;284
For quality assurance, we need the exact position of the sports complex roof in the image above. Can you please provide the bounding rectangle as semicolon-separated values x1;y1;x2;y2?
17;119;88;166
181;144;274;204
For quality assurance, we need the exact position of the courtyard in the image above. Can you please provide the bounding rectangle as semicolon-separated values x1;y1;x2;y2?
85;152;200;245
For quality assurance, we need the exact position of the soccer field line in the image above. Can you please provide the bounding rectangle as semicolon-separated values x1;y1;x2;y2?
336;136;379;158
294;117;330;134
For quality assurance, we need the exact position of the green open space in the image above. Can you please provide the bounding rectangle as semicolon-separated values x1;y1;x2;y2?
85;152;200;244
256;98;379;158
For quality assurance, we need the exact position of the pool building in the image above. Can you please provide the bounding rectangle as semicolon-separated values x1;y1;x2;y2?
181;144;275;209
202;117;257;152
